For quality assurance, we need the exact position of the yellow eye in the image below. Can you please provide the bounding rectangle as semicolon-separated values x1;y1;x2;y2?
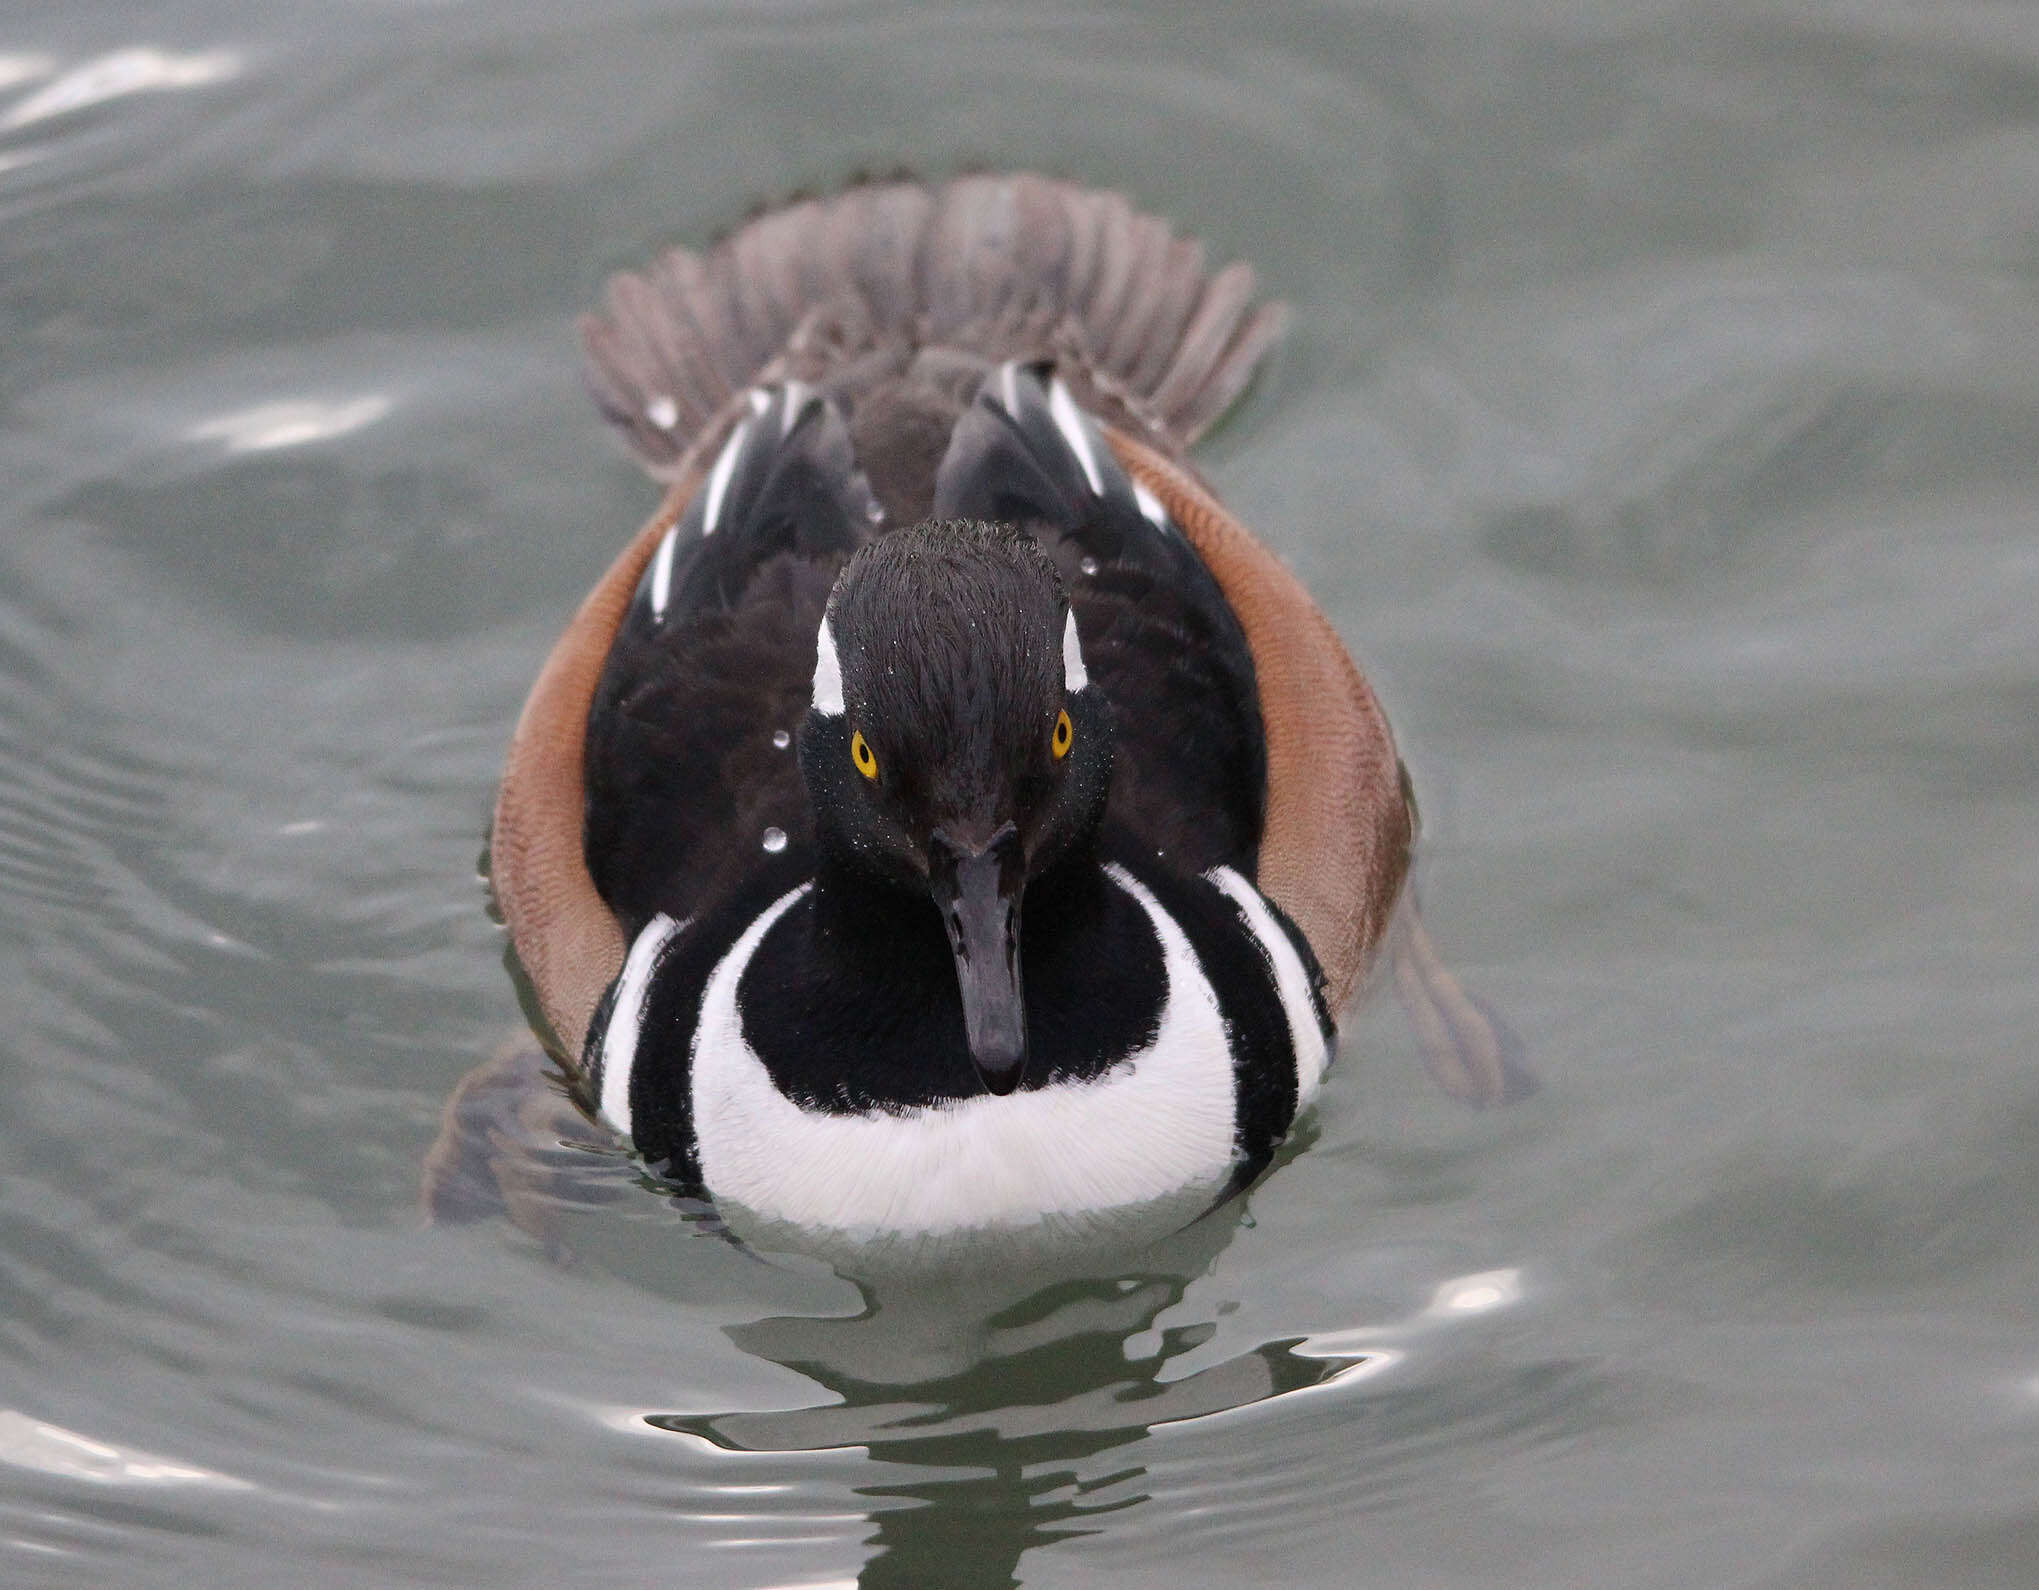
1052;708;1073;760
851;729;879;780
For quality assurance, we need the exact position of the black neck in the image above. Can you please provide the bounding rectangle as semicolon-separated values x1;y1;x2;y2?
736;835;1162;1111
808;836;1110;962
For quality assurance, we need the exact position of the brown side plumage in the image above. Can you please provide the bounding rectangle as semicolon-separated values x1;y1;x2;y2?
492;474;692;1059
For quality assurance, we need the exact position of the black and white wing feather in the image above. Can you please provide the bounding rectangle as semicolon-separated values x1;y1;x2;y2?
584;386;878;935
934;361;1267;874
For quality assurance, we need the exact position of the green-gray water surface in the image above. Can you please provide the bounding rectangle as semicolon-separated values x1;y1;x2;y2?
2;2;2037;1584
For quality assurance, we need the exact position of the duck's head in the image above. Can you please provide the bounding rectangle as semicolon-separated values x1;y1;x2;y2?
798;519;1113;1096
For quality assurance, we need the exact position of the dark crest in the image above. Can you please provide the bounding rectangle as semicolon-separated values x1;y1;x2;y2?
826;520;1069;822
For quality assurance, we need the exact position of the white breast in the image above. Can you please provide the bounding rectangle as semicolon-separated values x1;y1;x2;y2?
687;866;1240;1240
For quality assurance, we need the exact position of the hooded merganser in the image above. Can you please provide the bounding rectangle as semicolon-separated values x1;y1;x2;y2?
477;174;1529;1256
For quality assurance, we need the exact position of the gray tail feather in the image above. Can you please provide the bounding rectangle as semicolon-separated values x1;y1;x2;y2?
581;173;1288;480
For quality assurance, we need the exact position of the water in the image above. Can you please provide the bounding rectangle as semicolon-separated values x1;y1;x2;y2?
3;2;2037;1583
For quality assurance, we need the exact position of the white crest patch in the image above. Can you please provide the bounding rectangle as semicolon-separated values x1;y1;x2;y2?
599;912;686;1138
1062;610;1088;693
811;616;846;716
1206;866;1333;1106
687;867;1238;1238
1047;377;1106;497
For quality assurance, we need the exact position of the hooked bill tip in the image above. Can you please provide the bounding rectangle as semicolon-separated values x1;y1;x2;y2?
971;1041;1027;1096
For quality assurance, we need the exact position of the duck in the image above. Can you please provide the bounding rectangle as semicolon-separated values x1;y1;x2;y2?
478;173;1529;1260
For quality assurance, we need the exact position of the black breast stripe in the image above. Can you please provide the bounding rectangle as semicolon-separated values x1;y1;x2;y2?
1110;845;1301;1183
1266;893;1336;1048
576;977;620;1118
582;847;817;1190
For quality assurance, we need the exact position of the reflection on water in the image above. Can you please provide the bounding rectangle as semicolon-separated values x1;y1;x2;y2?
0;1412;252;1492
610;1246;1523;1588
187;395;393;455
0;48;240;133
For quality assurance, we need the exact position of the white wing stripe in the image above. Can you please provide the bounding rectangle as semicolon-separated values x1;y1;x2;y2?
699;418;749;536
1047;378;1106;496
648;526;678;619
1132;479;1170;531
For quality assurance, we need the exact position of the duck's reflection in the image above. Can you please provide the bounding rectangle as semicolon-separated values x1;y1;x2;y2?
644;1216;1379;1589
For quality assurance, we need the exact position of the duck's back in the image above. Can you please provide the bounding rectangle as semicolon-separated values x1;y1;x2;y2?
578;177;1288;937
491;174;1417;1087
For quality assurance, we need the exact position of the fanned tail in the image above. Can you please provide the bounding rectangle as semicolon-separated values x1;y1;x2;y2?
580;173;1288;480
